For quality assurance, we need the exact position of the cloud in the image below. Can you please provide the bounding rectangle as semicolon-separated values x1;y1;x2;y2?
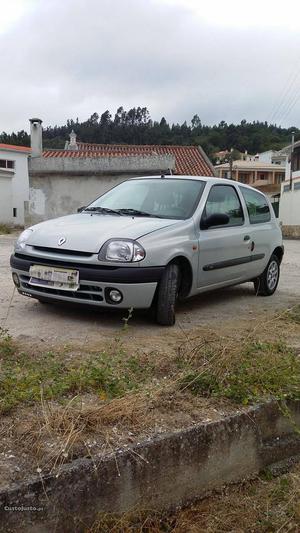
1;0;300;133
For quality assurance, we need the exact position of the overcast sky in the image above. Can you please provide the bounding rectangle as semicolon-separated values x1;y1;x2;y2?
1;0;300;133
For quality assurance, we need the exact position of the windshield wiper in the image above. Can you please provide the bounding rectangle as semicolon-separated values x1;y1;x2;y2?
83;206;122;216
116;208;162;218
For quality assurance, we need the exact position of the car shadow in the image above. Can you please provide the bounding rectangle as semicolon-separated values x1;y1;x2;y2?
33;282;257;329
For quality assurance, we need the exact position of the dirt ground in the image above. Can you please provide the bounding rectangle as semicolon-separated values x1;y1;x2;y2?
0;234;299;498
0;235;299;346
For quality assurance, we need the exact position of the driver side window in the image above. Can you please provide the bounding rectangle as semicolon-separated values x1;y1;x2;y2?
203;185;244;227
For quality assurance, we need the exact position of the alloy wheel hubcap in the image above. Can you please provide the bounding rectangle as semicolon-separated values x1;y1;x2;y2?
267;260;278;290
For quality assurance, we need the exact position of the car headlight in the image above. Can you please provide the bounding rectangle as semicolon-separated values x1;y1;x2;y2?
15;228;33;250
98;239;145;262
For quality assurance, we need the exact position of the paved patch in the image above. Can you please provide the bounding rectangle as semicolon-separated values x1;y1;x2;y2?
0;235;299;343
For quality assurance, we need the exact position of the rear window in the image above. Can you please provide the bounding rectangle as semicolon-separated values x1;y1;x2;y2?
240;187;271;224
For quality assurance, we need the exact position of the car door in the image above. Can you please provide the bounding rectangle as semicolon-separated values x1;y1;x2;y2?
239;186;274;277
197;183;251;288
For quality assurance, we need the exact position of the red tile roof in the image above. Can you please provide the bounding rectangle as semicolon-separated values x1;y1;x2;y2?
43;143;214;176
0;143;31;153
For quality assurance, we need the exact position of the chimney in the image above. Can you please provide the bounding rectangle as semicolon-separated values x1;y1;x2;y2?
29;118;43;157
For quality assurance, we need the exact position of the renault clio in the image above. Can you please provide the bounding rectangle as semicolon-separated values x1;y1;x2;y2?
10;176;284;325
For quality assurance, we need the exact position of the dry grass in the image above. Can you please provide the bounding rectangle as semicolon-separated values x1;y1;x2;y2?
0;224;11;234
1;306;300;480
87;464;300;532
15;391;150;473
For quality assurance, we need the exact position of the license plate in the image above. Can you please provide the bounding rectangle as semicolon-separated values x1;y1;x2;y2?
29;265;79;291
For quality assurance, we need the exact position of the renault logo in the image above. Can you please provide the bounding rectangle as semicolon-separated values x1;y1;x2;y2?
58;237;66;246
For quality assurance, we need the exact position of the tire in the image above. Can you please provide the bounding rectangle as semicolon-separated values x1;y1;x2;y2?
254;254;280;296
156;263;180;326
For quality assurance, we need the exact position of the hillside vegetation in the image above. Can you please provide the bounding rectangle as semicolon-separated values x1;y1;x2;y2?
1;107;298;160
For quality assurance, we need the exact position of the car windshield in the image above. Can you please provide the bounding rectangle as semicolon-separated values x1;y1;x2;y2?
85;178;206;219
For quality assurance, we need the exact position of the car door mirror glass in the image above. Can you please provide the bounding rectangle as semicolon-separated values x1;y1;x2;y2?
201;213;230;229
77;206;86;213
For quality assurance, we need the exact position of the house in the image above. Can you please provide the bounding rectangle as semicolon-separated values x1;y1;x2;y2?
254;150;286;166
0;143;31;226
27;119;215;224
279;139;300;238
214;159;285;197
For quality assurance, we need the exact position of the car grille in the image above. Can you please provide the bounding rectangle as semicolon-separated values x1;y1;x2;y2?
31;246;94;257
20;274;104;302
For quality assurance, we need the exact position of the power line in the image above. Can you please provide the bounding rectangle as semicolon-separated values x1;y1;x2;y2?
268;70;299;123
277;85;300;124
268;54;300;124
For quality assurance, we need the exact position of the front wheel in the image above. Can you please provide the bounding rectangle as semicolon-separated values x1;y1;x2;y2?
254;254;280;296
156;263;180;326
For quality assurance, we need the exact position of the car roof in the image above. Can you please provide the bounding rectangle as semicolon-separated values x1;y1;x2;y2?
130;175;264;194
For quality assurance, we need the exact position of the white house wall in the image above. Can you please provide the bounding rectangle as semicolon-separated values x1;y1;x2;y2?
0;149;29;226
0;176;13;223
279;177;300;238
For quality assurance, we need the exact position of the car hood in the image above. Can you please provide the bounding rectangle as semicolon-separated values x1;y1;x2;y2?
26;213;180;253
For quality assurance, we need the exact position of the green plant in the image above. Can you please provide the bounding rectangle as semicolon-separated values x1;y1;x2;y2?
122;307;134;331
179;339;300;405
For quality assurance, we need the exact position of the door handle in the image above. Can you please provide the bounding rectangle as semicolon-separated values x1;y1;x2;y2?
244;235;251;242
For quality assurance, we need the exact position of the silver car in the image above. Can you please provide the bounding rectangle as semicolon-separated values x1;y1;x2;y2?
10;176;283;325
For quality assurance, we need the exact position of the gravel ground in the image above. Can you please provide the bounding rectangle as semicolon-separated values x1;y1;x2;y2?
0;234;299;344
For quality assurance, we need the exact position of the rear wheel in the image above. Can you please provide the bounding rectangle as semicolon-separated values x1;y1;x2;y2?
156;263;180;326
254;254;280;296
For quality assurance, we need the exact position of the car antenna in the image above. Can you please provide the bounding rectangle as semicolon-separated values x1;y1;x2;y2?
161;168;172;178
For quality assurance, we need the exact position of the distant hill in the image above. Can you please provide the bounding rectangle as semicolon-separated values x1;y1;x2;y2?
1;107;298;160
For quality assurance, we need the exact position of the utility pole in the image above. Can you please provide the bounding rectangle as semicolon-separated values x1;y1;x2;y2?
229;148;234;180
289;132;295;191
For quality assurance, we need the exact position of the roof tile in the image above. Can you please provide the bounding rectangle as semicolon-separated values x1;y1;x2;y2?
0;143;31;153
42;143;213;176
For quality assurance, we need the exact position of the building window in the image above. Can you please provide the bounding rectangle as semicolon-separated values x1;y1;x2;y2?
13;208;17;218
275;173;285;184
239;173;249;184
0;159;15;169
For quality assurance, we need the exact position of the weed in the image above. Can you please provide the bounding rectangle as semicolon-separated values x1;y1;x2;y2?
285;304;300;325
0;224;11;234
122;307;134;331
0;345;148;413
0;328;15;357
178;338;300;405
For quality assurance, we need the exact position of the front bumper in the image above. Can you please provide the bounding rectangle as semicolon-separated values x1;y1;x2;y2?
10;253;164;309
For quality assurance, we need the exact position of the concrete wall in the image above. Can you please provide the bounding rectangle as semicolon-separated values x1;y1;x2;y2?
27;154;175;225
29;153;175;176
28;174;130;224
279;176;300;237
0;400;299;533
0;150;30;226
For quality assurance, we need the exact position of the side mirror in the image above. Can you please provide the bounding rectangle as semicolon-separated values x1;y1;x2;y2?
201;213;230;229
77;206;86;213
